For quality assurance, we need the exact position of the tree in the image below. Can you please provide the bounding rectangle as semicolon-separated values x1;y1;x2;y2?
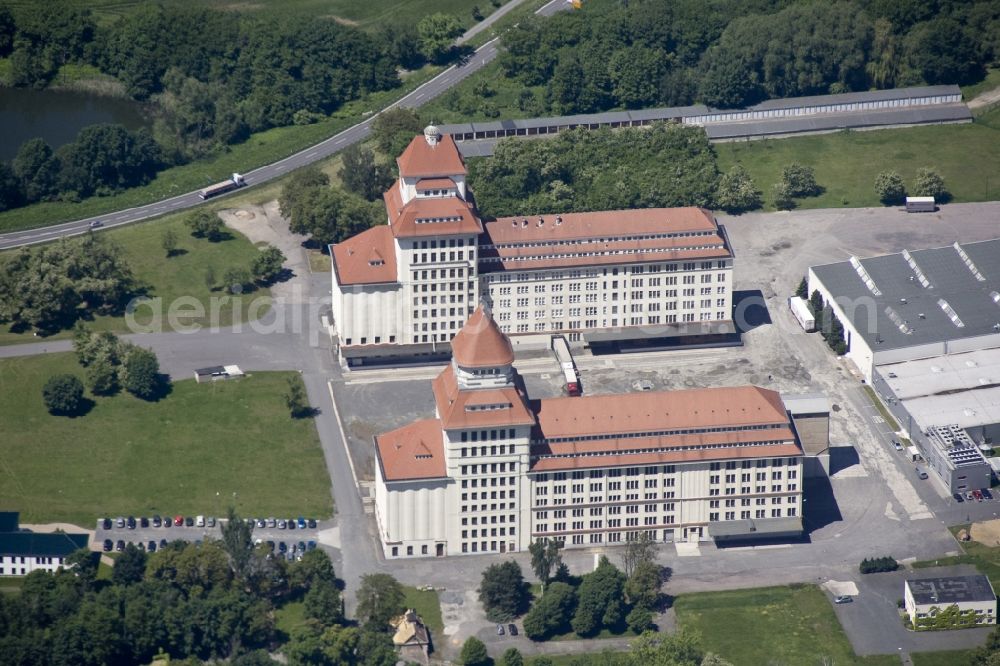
185;209;225;241
284;376;313;418
417;13;463;64
56;124;161;197
112;543;147;586
714;165;761;213
912;167;947;200
521;581;575;640
625;560;662;611
781;163;820;198
626;606;654;634
371;107;423;159
220;507;255;581
223;266;252;294
356;573;405;631
608;46;667;108
0;161;23;212
772;181;795;211
628;630;704;666
795;277;808;300
12;137;59;203
339;145;391;201
120;345;162;400
572;556;625;636
161;229;178;257
500;647;523;666
874;170;906;205
87;357;120;395
65;548;98;587
905;17;982;85
460;636;489;666
621;532;655;577
251;246;286;284
304;579;344;626
479;559;529;622
42;374;85;415
529;538;562;590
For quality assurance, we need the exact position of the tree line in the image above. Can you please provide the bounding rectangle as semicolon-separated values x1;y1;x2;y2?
453;0;1000;118
0;509;410;666
0;1;471;212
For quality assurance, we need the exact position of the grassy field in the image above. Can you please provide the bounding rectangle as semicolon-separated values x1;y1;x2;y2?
0;354;332;526
0;210;270;346
275;601;308;639
862;386;902;432
962;67;1000;103
402;585;444;636
674;584;900;666
911;649;978;666
714;106;1000;211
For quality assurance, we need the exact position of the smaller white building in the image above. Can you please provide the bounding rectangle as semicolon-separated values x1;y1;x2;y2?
904;575;997;628
0;512;89;576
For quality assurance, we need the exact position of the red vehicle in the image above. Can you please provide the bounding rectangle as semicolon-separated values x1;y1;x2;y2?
174;514;184;525
973;490;984;502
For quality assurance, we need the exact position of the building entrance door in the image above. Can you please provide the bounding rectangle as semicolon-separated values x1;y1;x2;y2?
436;543;444;557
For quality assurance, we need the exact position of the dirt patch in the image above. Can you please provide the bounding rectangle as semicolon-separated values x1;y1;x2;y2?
970;519;1000;546
328;15;360;26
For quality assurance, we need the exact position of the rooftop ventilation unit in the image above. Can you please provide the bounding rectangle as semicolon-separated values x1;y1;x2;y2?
991;291;1000;305
954;242;987;282
902;249;932;288
938;298;965;328
850;256;882;296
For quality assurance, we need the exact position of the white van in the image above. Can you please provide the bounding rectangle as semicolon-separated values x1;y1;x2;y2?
195;515;205;527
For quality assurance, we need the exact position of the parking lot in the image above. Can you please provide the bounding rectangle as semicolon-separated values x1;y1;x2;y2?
93;515;325;558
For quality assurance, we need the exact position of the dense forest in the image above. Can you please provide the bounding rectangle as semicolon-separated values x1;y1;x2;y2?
486;0;1000;116
0;1;451;212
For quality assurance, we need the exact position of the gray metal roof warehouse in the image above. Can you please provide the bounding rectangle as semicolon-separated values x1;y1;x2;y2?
810;239;1000;352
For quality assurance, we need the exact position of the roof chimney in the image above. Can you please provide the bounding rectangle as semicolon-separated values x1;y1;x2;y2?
538;217;544;227
511;219;517;228
521;219;528;228
423;124;441;146
555;215;562;225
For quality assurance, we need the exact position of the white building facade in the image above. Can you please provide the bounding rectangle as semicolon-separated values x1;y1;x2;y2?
373;308;804;559
331;126;734;366
905;575;997;628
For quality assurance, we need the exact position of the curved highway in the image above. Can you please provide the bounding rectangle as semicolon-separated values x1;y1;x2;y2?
0;0;567;251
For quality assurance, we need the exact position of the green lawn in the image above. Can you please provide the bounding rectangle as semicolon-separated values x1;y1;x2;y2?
0;354;332;526
715;107;1000;211
402;585;444;636
962;67;1000;103
862;385;901;432
911;649;977;666
674;584;899;666
275;601;308;639
0;209;270;346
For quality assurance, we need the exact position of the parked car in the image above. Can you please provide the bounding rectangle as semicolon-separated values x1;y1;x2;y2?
140;517;149;528
974;490;984;502
174;515;184;526
834;595;853;604
983;488;994;500
287;518;296;530
103;539;113;552
116;540;125;552
277;519;287;529
89;220;103;229
307;540;317;550
116;517;125;528
184;516;194;527
954;493;965;503
196;515;205;527
256;518;266;528
101;518;112;530
297;517;306;529
152;515;161;527
163;517;173;527
307;518;317;529
207;516;216;527
297;541;306;552
137;542;146;551
968;491;976;501
267;517;276;528
508;624;518;636
497;624;505;635
126;516;136;529
893;440;903;451
278;541;287;553
148;540;157;552
159;539;168;549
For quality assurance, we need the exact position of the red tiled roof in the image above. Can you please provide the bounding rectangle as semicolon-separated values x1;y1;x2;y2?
396;134;466;178
384;185;483;239
451;306;514;368
533;386;789;439
537;427;797;457
375;418;447;481
483;207;720;244
478;247;731;273
432;364;535;430
331;225;398;286
416;177;456;190
529;443;802;472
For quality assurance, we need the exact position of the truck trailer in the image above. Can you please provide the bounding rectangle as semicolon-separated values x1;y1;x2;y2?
788;296;816;332
905;196;935;213
551;335;581;396
199;173;246;199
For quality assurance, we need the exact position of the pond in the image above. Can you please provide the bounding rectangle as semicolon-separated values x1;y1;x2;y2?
0;87;151;162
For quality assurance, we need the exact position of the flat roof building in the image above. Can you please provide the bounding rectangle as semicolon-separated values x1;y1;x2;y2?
0;512;89;577
904;575;997;628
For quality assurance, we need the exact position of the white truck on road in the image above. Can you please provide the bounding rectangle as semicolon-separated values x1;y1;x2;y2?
551;335;581;396
199;173;246;200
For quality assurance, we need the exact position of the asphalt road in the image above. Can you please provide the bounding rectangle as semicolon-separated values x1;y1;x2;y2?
0;0;567;252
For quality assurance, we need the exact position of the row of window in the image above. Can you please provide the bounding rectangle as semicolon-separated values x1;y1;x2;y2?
485;262;727;282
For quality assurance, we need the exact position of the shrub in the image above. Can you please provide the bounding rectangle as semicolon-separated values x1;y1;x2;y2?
780;162;820;197
912;167;947;200
874;170;906;205
42;374;85;415
460;636;489;666
859;556;898;574
772;181;795;210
